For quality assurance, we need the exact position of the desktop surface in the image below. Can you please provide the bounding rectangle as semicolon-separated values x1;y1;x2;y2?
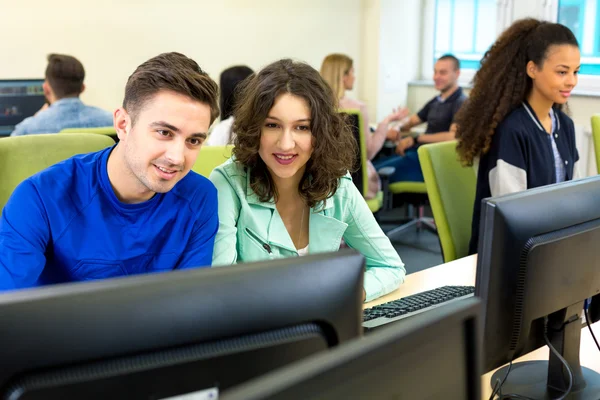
0;79;46;136
364;255;600;399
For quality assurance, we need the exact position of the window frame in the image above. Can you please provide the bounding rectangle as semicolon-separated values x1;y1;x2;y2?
421;0;600;94
551;0;600;93
421;0;513;86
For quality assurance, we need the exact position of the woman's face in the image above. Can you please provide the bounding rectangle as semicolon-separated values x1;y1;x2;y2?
343;67;355;91
528;44;580;105
258;93;314;184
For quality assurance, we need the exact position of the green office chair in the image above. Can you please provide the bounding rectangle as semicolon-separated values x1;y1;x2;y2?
383;180;433;230
60;126;118;142
192;145;234;178
0;134;115;212
591;115;600;174
417;140;476;262
339;109;386;213
378;155;436;238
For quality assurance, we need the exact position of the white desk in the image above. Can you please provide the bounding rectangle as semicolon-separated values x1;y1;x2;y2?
364;255;600;399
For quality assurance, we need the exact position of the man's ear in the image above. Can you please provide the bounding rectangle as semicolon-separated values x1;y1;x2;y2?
42;81;53;103
80;83;86;95
114;108;131;141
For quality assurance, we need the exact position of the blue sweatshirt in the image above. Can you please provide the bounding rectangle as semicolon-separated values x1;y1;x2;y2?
0;147;218;290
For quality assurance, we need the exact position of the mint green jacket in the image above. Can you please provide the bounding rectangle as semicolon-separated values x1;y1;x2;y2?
209;159;406;302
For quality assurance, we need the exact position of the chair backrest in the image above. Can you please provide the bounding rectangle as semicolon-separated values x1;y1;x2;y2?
60;126;116;134
339;109;368;197
60;127;118;143
0;134;115;212
192;145;234;177
418;141;476;262
591;115;600;174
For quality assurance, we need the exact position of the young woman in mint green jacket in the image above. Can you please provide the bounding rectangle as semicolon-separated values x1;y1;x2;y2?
209;59;405;302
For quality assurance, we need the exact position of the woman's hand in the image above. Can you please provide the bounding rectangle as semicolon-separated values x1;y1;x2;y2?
389;106;409;122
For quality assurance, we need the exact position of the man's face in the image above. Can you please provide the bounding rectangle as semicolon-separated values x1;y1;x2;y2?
116;90;211;200
433;59;459;93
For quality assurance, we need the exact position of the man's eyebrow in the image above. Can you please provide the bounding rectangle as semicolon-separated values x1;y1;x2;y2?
149;121;180;132
150;121;207;139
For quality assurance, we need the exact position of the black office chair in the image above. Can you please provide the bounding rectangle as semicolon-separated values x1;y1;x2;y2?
339;109;394;215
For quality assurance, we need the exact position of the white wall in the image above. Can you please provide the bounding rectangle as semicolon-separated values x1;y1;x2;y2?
359;0;381;122
377;0;422;122
0;0;362;113
512;1;545;20
358;0;423;123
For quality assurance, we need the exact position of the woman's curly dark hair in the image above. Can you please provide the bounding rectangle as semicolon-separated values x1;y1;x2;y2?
455;19;579;166
232;59;357;208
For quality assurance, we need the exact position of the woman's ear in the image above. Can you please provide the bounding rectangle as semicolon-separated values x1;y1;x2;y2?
526;61;537;80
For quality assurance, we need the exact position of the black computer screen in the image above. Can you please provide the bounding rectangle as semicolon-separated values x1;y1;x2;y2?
476;176;600;398
0;79;46;135
0;250;365;400
222;298;482;400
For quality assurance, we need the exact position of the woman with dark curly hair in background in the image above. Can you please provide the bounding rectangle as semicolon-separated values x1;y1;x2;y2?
455;18;581;254
209;59;405;302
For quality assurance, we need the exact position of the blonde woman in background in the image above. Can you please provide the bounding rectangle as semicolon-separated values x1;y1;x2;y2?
320;54;408;199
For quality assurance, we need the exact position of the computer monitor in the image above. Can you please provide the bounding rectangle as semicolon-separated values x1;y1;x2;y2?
476;176;600;399
0;249;365;400
0;79;46;136
221;297;482;400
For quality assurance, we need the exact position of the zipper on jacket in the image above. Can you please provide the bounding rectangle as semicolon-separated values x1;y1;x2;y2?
245;228;272;254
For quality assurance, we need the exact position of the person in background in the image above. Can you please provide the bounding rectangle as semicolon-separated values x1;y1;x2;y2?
455;19;581;254
0;52;220;290
210;59;406;302
205;65;254;146
376;54;467;183
11;54;113;136
320;53;408;199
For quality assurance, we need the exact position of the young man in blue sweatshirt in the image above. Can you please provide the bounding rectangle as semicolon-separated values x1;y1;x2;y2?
0;52;220;290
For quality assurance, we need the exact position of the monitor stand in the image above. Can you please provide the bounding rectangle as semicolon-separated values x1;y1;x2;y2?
490;304;600;399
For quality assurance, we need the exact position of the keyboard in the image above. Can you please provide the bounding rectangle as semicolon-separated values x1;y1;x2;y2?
362;285;475;331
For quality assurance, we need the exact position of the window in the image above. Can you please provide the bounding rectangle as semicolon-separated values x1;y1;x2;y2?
422;0;600;90
558;0;600;75
433;0;497;70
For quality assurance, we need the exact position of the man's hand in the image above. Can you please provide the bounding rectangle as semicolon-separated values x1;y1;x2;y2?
395;136;415;156
386;128;399;141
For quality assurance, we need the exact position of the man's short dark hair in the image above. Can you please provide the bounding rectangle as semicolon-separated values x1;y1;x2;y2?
438;54;460;70
45;54;85;99
123;52;219;126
